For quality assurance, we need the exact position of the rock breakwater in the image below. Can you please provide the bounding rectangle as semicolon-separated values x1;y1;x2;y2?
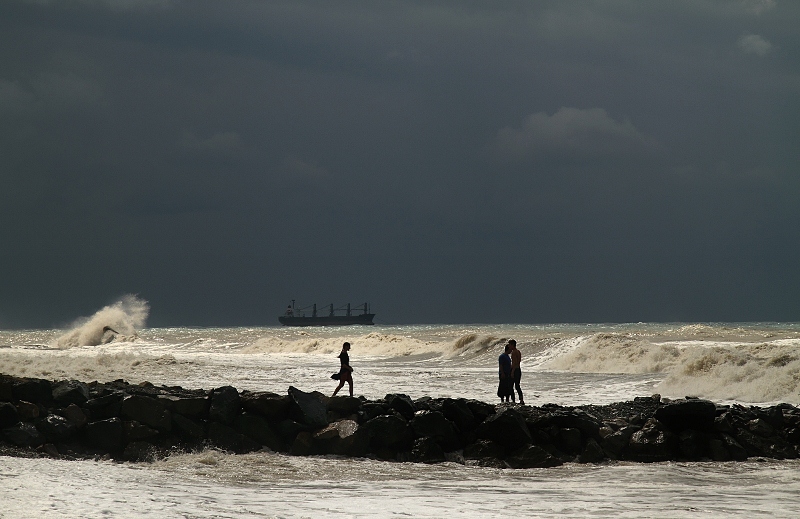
2;374;800;468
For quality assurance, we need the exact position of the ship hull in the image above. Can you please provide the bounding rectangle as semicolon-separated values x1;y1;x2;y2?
278;314;375;326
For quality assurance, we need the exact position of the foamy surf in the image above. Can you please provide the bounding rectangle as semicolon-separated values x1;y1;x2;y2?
53;295;149;348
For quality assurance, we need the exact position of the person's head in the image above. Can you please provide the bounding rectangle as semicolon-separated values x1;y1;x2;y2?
504;344;511;354
343;342;351;351
508;339;517;350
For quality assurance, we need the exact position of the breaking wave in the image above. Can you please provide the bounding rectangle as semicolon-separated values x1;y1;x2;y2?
53;295;149;348
544;332;800;403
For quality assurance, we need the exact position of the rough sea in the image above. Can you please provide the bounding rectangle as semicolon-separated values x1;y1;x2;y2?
2;297;800;518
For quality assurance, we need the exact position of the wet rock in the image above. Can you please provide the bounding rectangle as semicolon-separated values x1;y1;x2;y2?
411;437;447;463
288;386;327;429
123;441;156;462
720;433;748;461
748;418;775;437
3;422;45;448
363;414;413;451
158;394;209;418
124;420;160;442
12;378;52;404
463;439;504;460
121;395;171;431
327;396;362;416
209;386;241;425
85;418;124;452
578;438;605;463
410;410;461;451
15;401;40;421
440;398;477;432
466;400;495;423
385;394;416;421
0;402;19;428
172;414;206;441
505;445;563;468
234;413;282;451
207;422;261;454
240;391;290;420
628;422;676;462
62;404;88;428
654;399;717;432
476;408;531;450
52;380;89;405
36;414;75;442
84;392;124;419
558;427;582;454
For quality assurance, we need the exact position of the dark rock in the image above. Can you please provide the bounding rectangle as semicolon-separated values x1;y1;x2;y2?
288;386;327;429
440;399;477;432
121;395;171;431
240;391;290;420
158;394;209;418
123;441;156;462
234;413;282;451
3;422;45;447
713;412;736;434
628;424;676;462
472;457;507;469
124;420;160;442
207;422;261;454
52;380;89;405
708;438;730;461
276;419;308;444
464;439;504;460
385;394;416;421
476;408;531;450
578;438;605;463
12;378;52;403
505;445;563;468
654;399;716;432
172;414;206;440
0;402;19;428
0;376;13;401
720;433;748;461
360;402;391;421
290;431;314;456
84;392;124;419
15;401;39;421
558;427;582;454
36;414;75;442
85;418;124;452
363;414;413;451
62;404;87;428
411;437;447;463
209;386;241;425
328;396;362;416
410;411;461;451
678;430;707;460
466;400;495;423
748;418;775;437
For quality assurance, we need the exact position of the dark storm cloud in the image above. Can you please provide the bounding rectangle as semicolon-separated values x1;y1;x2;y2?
1;0;798;327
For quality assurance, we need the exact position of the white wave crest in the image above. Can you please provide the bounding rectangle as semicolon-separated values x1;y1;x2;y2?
544;333;682;374
243;332;439;357
54;295;149;348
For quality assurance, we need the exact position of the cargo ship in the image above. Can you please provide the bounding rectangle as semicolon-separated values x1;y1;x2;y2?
278;300;375;326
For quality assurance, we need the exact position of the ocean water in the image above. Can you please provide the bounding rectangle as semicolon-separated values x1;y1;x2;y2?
2;297;800;518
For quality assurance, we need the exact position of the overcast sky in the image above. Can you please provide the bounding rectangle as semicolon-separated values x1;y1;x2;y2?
2;0;799;328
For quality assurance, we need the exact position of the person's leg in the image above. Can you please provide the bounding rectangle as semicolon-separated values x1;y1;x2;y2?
347;378;353;396
514;370;524;404
332;379;345;396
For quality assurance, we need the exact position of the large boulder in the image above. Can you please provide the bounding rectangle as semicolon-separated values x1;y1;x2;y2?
123;420;160;442
158;394;209;418
628;423;677;462
476;408;531;450
240;391;290;420
327;396;362;416
209;386;241;425
440;398;477;432
505;445;563;468
463;439;505;459
207;422;261;454
172;414;206;440
12;378;52;403
36;414;75;442
121;395;172;431
288;386;327;429
410;411;461;451
385;394;416;421
234;413;283;452
52;380;89;405
654;399;717;432
84;418;124;452
363;414;413;451
84;392;124;419
0;401;19;428
3;422;45;448
410;437;446;464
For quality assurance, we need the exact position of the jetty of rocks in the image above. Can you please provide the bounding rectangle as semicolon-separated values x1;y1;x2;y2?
2;374;799;467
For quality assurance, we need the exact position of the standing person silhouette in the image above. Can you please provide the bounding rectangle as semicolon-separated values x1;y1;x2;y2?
497;343;513;402
509;339;524;404
332;342;353;396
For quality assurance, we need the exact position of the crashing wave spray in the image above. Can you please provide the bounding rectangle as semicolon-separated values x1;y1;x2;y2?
54;295;149;348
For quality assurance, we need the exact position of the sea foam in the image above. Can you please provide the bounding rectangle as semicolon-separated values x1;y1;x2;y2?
53;294;149;348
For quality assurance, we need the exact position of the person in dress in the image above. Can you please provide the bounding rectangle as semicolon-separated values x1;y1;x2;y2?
497;343;513;402
332;342;354;396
